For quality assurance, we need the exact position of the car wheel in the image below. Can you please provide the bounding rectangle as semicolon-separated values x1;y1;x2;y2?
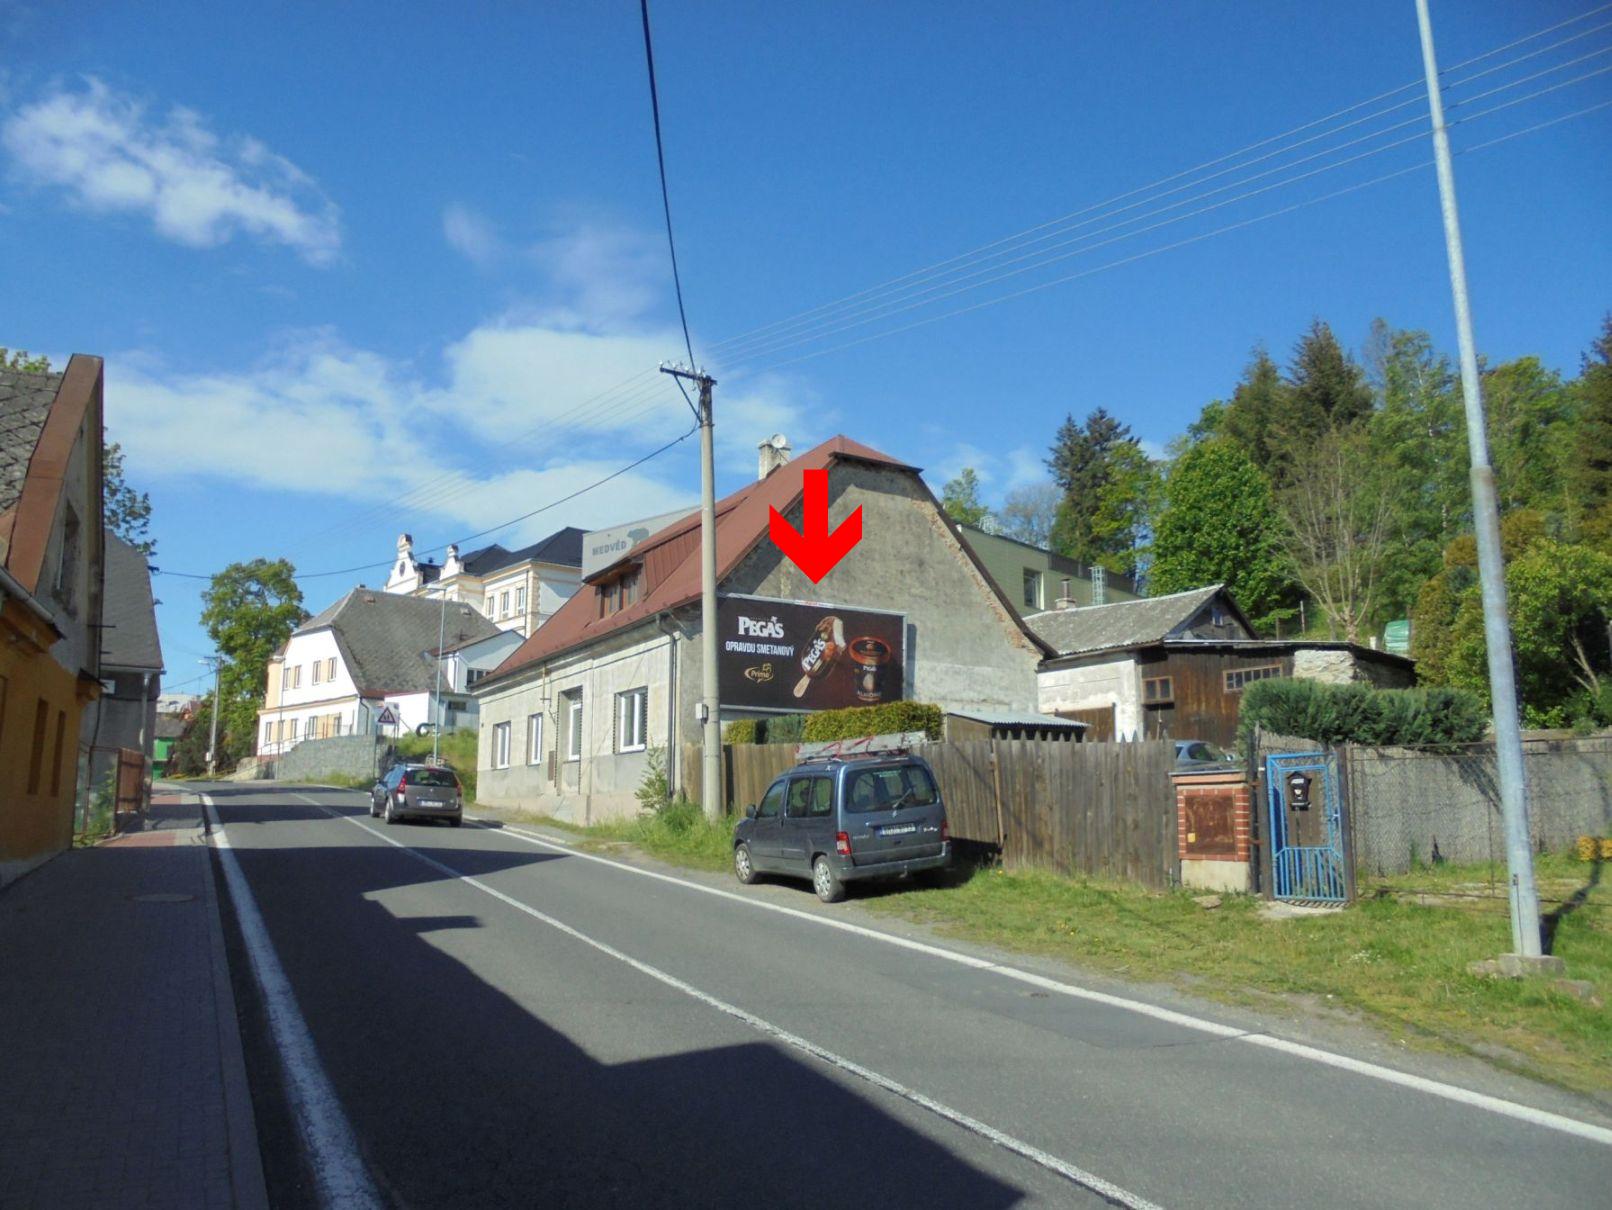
733;842;758;885
384;795;400;825
812;855;846;903
369;796;379;818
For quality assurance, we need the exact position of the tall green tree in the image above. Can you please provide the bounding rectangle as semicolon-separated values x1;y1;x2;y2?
1149;440;1291;629
939;467;992;529
1273;320;1373;466
1046;408;1152;573
201;559;306;763
1;347;52;373
1569;314;1612;547
1217;347;1288;477
103;442;156;556
1483;355;1572;516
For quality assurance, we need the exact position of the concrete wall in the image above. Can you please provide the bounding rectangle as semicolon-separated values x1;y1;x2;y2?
1037;656;1141;738
1345;737;1612;874
272;733;382;785
1292;648;1414;689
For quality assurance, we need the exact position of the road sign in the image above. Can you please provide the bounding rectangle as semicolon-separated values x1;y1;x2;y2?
376;706;398;727
1383;619;1411;655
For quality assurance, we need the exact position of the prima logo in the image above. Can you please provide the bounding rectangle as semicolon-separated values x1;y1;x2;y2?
743;663;775;683
737;615;786;639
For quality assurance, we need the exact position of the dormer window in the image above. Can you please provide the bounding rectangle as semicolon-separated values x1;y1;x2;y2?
596;568;641;617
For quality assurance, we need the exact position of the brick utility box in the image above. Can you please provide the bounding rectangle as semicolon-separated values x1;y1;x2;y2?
1171;769;1251;893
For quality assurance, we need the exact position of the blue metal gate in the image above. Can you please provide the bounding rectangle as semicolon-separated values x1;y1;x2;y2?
1265;751;1347;903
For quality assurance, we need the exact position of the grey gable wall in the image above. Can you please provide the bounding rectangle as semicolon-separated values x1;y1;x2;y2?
714;460;1043;715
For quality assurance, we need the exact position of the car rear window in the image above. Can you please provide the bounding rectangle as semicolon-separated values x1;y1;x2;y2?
844;765;938;813
410;769;459;788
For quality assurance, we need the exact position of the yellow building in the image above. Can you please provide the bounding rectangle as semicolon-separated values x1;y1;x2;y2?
0;356;105;886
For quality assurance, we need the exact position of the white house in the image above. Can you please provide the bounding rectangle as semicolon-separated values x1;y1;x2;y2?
384;526;585;637
257;589;505;756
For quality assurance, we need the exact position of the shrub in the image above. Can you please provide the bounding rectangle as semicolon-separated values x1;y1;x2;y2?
725;719;758;744
635;746;672;815
724;714;809;745
801;701;944;742
1237;679;1487;748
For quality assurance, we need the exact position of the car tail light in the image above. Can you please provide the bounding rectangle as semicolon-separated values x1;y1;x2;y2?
941;820;950;842
397;775;408;790
835;831;852;856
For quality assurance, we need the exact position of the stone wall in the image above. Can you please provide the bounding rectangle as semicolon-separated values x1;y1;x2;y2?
272;734;381;785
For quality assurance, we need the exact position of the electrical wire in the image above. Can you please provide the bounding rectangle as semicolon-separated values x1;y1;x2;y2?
639;0;698;377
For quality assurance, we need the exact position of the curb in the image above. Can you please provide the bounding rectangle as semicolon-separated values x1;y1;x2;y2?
194;794;271;1210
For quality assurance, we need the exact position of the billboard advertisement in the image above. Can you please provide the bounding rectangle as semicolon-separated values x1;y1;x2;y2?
717;594;905;712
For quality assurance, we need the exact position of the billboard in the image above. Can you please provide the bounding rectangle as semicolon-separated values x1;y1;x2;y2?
718;594;905;712
581;506;697;578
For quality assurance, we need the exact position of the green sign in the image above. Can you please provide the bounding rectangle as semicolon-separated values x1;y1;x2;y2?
1383;619;1411;655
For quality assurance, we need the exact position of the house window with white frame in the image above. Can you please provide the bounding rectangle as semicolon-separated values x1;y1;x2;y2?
564;689;583;761
288;718;300;742
527;713;543;764
616;687;648;753
500;590;510;617
492;721;512;769
516;585;526;614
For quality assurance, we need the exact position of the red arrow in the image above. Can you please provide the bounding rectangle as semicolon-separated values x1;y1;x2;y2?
769;468;863;583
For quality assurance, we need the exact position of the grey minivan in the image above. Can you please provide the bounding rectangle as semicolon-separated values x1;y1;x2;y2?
369;764;464;826
732;755;950;902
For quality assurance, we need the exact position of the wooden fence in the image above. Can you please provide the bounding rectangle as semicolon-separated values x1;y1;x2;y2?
685;738;1179;889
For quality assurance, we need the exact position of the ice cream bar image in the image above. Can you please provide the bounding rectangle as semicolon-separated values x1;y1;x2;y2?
793;615;846;698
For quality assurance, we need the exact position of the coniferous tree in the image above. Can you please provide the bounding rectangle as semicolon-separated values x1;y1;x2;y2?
1046;408;1151;573
1569;314;1612;547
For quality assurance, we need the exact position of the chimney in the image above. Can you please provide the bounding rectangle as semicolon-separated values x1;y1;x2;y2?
757;433;792;480
1055;577;1078;610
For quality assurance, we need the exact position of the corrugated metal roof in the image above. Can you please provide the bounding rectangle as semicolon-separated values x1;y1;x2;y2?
100;534;163;671
948;708;1087;730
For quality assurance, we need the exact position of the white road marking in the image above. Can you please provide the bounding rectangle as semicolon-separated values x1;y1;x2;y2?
465;816;1612;1149
317;800;1163;1210
316;791;1612;1150
203;795;384;1210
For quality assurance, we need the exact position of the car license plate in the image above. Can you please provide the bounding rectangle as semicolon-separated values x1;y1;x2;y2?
420;799;443;807
881;824;917;836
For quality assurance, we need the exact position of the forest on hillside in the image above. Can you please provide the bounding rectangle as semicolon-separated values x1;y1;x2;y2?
941;314;1612;729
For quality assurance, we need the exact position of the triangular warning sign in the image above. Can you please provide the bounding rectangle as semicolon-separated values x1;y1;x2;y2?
376;706;398;726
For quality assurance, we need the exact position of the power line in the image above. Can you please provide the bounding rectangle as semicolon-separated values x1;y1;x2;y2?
639;0;698;378
153;424;698;583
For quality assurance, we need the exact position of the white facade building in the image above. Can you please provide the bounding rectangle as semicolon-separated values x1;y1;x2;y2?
257;589;504;756
384;527;585;638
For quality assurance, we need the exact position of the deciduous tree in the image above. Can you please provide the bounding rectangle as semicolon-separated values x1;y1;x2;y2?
939;467;992;529
201;559;306;762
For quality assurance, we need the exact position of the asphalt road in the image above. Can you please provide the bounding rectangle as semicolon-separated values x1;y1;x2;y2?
207;783;1611;1209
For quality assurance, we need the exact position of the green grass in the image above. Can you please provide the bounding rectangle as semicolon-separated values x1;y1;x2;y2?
492;801;739;873
858;858;1612;1097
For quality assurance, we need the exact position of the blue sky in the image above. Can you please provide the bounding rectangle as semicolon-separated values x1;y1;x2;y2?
2;0;1608;693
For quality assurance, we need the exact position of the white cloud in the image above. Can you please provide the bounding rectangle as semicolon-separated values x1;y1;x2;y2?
442;203;501;266
2;77;339;263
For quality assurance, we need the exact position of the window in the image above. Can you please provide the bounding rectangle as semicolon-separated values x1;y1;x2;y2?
492;721;512;769
516;586;526;613
49;710;65;796
413;769;459;788
325;657;337;682
1143;676;1174;705
288;718;300;742
27;698;47;794
1224;664;1283;692
527;713;544;764
845;765;938;813
289;665;301;689
55;505;81;611
1023;569;1042;610
310;661;321;686
281;665;291;690
786;776;832;819
467;669;486;688
756;781;785;818
565;690;584;761
597;571;641;617
616;687;648;752
500;590;510;617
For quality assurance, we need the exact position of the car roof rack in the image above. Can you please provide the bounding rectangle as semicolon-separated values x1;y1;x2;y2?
795;731;929;765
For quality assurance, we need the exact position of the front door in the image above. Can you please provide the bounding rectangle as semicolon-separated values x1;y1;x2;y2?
748;780;787;865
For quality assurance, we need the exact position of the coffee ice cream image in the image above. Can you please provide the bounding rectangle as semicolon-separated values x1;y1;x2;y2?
793;615;846;698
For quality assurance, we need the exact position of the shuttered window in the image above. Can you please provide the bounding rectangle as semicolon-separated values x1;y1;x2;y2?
1143;676;1174;705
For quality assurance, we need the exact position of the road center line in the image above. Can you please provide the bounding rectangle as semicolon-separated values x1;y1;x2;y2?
317;801;1163;1209
302;791;1612;1149
441;810;1612;1148
202;796;384;1210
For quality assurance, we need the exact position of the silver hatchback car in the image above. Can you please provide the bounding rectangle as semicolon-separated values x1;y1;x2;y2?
732;754;950;903
369;764;464;826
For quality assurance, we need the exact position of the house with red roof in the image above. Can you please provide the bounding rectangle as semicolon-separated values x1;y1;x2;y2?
472;434;1055;823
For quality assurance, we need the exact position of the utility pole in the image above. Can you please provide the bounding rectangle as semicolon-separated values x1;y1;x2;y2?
662;363;722;821
1415;0;1543;960
432;586;448;764
204;656;222;778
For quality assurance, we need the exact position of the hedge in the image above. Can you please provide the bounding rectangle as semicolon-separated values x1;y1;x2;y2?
1236;679;1487;748
801;701;944;742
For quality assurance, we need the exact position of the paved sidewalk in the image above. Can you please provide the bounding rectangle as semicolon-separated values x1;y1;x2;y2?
0;792;268;1210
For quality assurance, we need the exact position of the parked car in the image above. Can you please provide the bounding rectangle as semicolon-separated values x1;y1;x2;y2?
370;763;463;826
1174;739;1236;769
732;753;950;903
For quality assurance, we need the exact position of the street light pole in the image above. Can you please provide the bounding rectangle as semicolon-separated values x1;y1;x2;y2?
433;585;448;765
1415;0;1543;958
204;656;222;777
662;363;722;821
